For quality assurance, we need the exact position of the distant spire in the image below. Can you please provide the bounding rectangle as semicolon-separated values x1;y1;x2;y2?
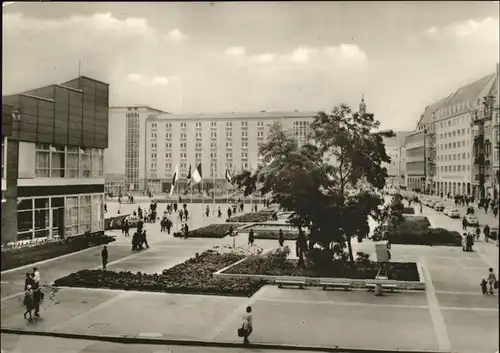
359;94;366;115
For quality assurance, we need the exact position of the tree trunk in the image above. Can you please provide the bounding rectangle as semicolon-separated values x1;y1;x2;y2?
347;236;355;264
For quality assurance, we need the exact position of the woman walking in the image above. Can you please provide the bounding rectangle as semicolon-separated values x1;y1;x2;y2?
241;306;253;344
487;268;497;295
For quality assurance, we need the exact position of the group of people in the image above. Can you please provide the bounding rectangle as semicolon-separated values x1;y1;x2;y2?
480;268;498;295
23;267;42;321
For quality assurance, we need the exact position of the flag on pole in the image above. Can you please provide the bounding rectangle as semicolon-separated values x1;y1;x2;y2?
225;169;233;184
192;163;203;184
186;165;192;187
169;164;179;196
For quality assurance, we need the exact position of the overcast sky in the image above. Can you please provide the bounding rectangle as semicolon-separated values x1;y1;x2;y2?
2;1;499;130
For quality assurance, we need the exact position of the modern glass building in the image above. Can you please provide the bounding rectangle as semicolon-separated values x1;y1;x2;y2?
1;76;109;243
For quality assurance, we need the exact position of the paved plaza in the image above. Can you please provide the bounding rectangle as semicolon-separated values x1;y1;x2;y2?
1;201;498;353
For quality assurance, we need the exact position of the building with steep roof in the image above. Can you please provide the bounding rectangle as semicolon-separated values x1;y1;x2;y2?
1;76;109;243
406;67;498;197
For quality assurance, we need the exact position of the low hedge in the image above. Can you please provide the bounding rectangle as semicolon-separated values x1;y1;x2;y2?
392;216;431;238
251;231;298;241
402;207;415;215
1;233;116;271
54;250;265;297
173;223;243;238
227;211;274;223
391;227;461;246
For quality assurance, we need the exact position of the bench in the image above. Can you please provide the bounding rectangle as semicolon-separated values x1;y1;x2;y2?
319;278;351;291
366;282;397;292
276;277;306;289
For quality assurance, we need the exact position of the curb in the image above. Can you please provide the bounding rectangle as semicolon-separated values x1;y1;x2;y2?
0;328;455;353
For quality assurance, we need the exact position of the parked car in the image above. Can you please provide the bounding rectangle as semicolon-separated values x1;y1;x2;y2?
444;208;460;218
434;203;445;212
465;215;478;226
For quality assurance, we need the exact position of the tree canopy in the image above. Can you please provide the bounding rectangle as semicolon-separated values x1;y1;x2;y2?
233;104;393;263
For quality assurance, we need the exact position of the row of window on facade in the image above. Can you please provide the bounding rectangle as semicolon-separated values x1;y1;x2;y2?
151;130;264;140
34;144;104;178
438;140;470;150
152;151;252;160
16;194;104;241
438;127;470;139
150;140;258;151
439;164;471;173
437;152;471;161
151;121;267;130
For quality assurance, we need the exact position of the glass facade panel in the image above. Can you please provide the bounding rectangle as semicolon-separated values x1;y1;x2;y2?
65;196;79;236
35;144;50;177
80;148;91;177
66;147;79;178
51;145;65;177
79;195;91;234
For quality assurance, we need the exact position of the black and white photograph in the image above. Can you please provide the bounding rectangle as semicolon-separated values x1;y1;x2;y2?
1;1;499;353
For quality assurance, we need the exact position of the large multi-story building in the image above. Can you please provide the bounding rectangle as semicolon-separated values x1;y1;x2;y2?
405;126;426;192
143;111;316;193
1;76;109;243
382;132;411;188
406;67;498;198
105;106;168;194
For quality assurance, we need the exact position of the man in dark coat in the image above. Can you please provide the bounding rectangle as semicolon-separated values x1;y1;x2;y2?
184;223;189;239
101;246;108;269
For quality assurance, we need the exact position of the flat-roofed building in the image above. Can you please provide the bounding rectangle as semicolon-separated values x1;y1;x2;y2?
1;76;109;243
143;111;316;193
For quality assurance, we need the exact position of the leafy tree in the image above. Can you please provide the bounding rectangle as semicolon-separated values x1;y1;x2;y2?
233;104;392;264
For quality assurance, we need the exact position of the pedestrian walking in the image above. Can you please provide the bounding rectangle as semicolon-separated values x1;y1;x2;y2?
184;223;189;239
480;278;488;295
240;306;253;344
475;226;481;241
484;225;490;242
206;205;210;217
248;229;255;246
227;207;232;219
23;285;35;321
101;246;108;269
462;216;467;230
24;272;35;291
487;268;497;295
179;209;184;222
278;229;284;247
217;206;222;218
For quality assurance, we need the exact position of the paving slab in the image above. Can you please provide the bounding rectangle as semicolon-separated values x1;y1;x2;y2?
436;292;499;309
216;298;438;351
442;309;499;353
51;290;245;340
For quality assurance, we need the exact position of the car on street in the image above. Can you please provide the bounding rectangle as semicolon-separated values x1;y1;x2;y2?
434;203;445;211
465;214;479;226
444;207;460;218
125;215;141;227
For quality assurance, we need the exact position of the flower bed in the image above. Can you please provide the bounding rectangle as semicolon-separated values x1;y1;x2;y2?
173;223;243;238
53;249;265;297
227;211;274;223
223;250;419;282
252;231;298;241
1;233;115;271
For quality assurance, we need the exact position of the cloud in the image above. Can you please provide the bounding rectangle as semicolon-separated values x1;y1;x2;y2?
225;46;246;56
126;74;174;86
127;73;144;83
167;28;185;42
289;47;313;63
151;76;169;86
223;44;368;67
420;17;499;45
